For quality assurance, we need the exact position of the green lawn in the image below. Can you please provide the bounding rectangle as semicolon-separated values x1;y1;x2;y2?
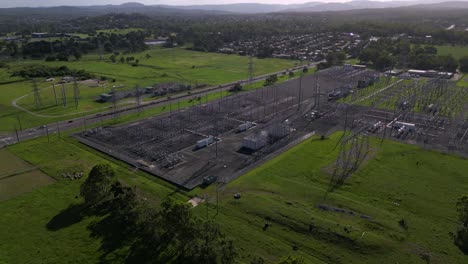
0;47;299;132
0;135;185;263
193;134;468;263
0;149;55;201
457;74;468;88
1;132;468;263
96;28;144;34
432;45;468;60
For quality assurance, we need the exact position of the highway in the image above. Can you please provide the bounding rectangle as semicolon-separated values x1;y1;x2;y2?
0;61;322;148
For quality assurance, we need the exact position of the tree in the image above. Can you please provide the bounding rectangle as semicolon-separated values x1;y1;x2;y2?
375;54;394;71
6;41;19;56
74;51;82;61
257;43;274;58
326;51;345;66
109;54;116;63
103;41;113;52
120;57;125;63
437;55;458;72
56;53;68;61
455;195;468;254
277;256;304;264
45;55;56;62
264;74;278;86
457;195;468;227
80;164;116;206
459;56;468;73
251;256;265;264
229;82;243;92
288;71;295;78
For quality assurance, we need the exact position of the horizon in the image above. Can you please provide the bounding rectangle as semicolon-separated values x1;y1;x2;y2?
0;0;448;8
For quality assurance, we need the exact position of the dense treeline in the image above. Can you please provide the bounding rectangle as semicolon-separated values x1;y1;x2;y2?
2;10;468;69
19;31;147;60
76;164;237;264
3;9;468;46
11;65;94;79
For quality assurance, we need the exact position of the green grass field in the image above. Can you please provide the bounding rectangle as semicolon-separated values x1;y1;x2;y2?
1;132;468;263
0;149;55;201
432;45;468;60
0;135;185;263
0;47;299;133
457;74;468;88
96;28;144;34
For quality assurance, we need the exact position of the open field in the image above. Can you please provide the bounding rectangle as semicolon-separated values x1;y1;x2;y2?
0;149;55;201
0;47;300;132
2;131;468;263
96;28;144;34
0;135;184;263
432;45;468;60
194;133;468;263
457;74;468;88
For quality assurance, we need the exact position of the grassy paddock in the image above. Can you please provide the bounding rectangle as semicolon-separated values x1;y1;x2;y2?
192;133;468;263
0;149;55;201
0;47;299;132
432;45;468;60
1;132;468;262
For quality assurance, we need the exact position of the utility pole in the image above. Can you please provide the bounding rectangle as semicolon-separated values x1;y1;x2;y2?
135;85;141;113
45;125;50;143
112;87;118;119
14;127;20;143
56;122;61;138
297;73;303;110
61;83;67;107
216;182;220;216
248;55;254;85
73;76;80;109
16;115;22;131
315;75;321;114
52;84;58;106
32;79;42;109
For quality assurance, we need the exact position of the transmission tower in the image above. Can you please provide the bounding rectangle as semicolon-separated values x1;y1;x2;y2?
61;83;67;107
248;55;254;85
315;75;321;114
135;85;142;112
112;87;118;119
98;39;103;61
73;76;80;109
297;73;303;110
32;79;42;109
329;128;370;192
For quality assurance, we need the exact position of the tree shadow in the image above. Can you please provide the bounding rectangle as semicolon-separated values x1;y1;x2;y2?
88;214;133;255
46;202;110;231
46;203;87;231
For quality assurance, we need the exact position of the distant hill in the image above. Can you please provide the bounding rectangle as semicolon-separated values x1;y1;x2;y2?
1;1;468;17
406;1;468;9
157;2;323;14
280;0;468;13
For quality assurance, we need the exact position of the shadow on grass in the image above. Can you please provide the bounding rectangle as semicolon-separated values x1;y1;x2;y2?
46;202;109;231
46;203;88;231
47;201;137;263
88;214;134;255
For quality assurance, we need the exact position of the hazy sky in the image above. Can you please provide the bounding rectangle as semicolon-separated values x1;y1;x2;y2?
0;0;419;8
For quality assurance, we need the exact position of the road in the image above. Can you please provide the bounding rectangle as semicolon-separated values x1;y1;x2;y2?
0;61;322;148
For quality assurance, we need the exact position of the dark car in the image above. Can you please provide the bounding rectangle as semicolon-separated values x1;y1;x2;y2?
203;175;218;186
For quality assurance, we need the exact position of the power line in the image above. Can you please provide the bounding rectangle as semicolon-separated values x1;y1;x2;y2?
248;55;254;85
32;79;42;109
73;76;80;109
